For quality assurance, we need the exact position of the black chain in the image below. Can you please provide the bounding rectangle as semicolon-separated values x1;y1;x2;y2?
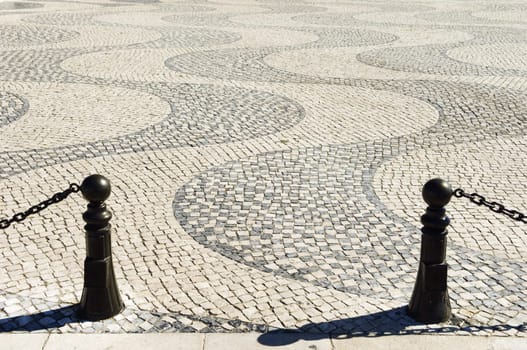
453;188;527;224
0;183;80;229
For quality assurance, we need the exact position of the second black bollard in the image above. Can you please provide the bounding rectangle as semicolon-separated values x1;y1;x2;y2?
408;178;452;323
78;174;124;320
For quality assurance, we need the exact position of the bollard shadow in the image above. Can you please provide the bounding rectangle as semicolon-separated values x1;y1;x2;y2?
258;306;416;346
0;304;86;332
257;306;527;346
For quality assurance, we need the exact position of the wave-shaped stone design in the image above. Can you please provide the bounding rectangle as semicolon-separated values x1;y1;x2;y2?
132;84;305;147
0;92;28;128
153;28;241;48
0;1;42;10
310;28;398;47
417;11;508;25
0;25;80;47
322;3;435;26
164;48;306;82
373;136;527;261
261;4;328;13
59;31;314;80
165;29;397;82
174;145;417;298
357;28;527;77
0;83;305;171
2;77;526;179
486;3;527;11
171;75;527;307
293;13;374;26
378;3;435;12
161;13;234;27
0;48;104;82
0;83;171;152
173;139;527;309
447;44;527;71
23;13;97;26
472;10;527;23
154;4;214;12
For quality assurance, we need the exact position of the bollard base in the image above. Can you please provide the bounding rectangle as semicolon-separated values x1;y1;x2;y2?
78;256;124;321
78;287;124;321
407;295;451;324
408;262;451;324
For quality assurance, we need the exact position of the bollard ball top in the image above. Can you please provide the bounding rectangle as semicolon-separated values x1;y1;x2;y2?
80;174;111;202
422;178;452;208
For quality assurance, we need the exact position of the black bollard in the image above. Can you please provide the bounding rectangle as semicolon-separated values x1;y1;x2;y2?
408;178;452;323
78;174;124;320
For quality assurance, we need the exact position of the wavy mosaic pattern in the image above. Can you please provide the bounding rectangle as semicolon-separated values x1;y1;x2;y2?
0;25;79;47
0;92;28;128
1;0;527;336
0;2;42;10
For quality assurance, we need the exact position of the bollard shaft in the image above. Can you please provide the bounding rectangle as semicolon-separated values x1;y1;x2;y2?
420;231;447;265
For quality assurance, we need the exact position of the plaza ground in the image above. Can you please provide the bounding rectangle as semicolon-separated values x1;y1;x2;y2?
1;0;527;347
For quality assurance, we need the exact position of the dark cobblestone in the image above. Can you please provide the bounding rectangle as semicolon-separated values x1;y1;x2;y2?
0;25;80;47
0;2;43;10
0;92;28;127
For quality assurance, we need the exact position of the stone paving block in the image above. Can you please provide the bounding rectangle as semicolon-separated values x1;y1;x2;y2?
332;335;527;350
44;334;203;350
0;334;48;350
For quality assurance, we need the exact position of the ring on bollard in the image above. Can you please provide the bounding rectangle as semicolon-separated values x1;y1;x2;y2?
78;174;124;320
408;178;452;324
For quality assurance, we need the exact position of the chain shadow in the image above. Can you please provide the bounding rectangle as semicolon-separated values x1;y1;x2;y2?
257;306;527;346
0;304;85;332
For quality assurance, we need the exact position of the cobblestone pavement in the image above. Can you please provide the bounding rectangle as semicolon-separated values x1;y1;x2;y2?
1;0;527;337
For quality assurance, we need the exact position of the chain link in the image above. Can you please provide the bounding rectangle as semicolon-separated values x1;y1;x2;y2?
453;188;527;224
0;183;80;229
